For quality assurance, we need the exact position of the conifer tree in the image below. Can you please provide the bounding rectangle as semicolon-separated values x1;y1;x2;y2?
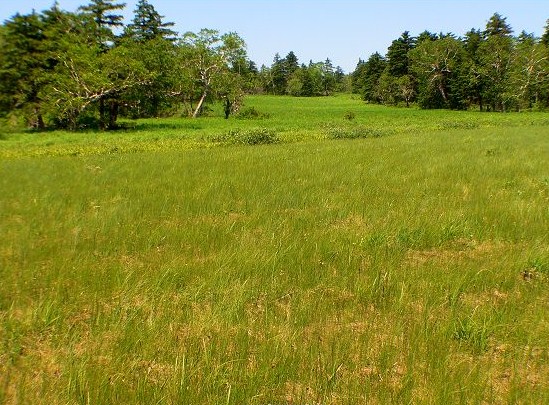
478;14;514;111
125;0;176;42
353;52;386;102
79;0;126;128
483;13;513;38
79;0;126;50
0;11;48;128
386;31;415;77
541;19;549;47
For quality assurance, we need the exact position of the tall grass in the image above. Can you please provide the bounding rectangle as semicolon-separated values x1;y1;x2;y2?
1;96;549;404
2;93;549;158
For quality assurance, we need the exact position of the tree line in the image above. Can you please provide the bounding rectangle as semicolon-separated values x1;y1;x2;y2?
352;13;549;111
257;51;347;96
0;0;350;130
0;0;258;130
2;2;549;131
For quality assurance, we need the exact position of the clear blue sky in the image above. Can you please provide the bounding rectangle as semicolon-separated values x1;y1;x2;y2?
1;0;547;72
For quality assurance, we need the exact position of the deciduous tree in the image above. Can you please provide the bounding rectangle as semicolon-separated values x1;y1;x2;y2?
180;29;246;117
410;35;465;108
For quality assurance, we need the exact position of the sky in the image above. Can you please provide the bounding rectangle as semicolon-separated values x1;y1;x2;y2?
0;0;547;73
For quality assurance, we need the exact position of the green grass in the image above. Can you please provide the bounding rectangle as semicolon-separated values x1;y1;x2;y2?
1;95;549;404
2;94;549;158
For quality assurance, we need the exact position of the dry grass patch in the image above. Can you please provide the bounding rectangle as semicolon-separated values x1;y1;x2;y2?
405;239;512;266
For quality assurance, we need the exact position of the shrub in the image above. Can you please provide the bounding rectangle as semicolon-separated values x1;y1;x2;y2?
213;128;279;145
326;126;386;139
344;111;356;121
236;106;270;120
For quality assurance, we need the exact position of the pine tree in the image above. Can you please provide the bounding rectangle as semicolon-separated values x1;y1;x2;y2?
483;13;513;38
478;14;514;111
79;0;126;50
541;19;549;47
353;52;386;102
386;31;415;77
321;58;336;95
284;51;299;76
78;0;126;129
125;0;176;42
0;11;48;128
271;53;287;95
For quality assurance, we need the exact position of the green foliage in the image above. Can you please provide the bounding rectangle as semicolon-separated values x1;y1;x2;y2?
326;125;387;139
79;0;125;50
386;31;415;77
124;0;177;42
343;111;356;120
236;106;270;119
484;12;513;38
0;3;255;130
180;29;247;118
352;52;387;102
265;52;345;96
410;36;466;109
212;127;279;145
353;13;549;111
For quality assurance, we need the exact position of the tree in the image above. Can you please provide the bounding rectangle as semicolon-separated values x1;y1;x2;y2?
509;34;548;110
542;19;549;47
397;75;415;107
305;61;325;96
539;21;549;107
286;69;304;96
353;52;386;102
0;11;49;128
416;30;438;44
122;37;178;117
270;53;287;94
79;0;127;129
410;35;465;108
484;13;513;39
43;37;150;129
121;0;178;117
321;58;336;95
231;59;260;93
180;29;247;118
333;66;346;92
124;0;176;43
477;15;514;111
462;28;486;109
284;51;299;77
79;0;126;50
376;71;399;105
386;31;415;77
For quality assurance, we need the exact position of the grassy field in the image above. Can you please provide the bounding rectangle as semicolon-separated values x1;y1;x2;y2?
1;95;549;404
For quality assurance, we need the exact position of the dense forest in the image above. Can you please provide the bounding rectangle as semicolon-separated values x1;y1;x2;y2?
1;0;549;130
352;14;549;111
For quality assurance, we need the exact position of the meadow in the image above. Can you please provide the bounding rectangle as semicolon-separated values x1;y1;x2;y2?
1;95;549;404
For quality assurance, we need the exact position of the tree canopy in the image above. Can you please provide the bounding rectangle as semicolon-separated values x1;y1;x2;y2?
352;13;549;111
0;1;251;129
1;5;549;130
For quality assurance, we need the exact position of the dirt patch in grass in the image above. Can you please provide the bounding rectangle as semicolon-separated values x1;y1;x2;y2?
405;239;510;266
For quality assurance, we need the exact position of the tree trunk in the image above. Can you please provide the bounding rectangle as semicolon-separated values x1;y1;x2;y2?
108;100;119;129
34;106;45;130
192;91;207;118
224;98;231;119
438;82;448;103
99;98;106;130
